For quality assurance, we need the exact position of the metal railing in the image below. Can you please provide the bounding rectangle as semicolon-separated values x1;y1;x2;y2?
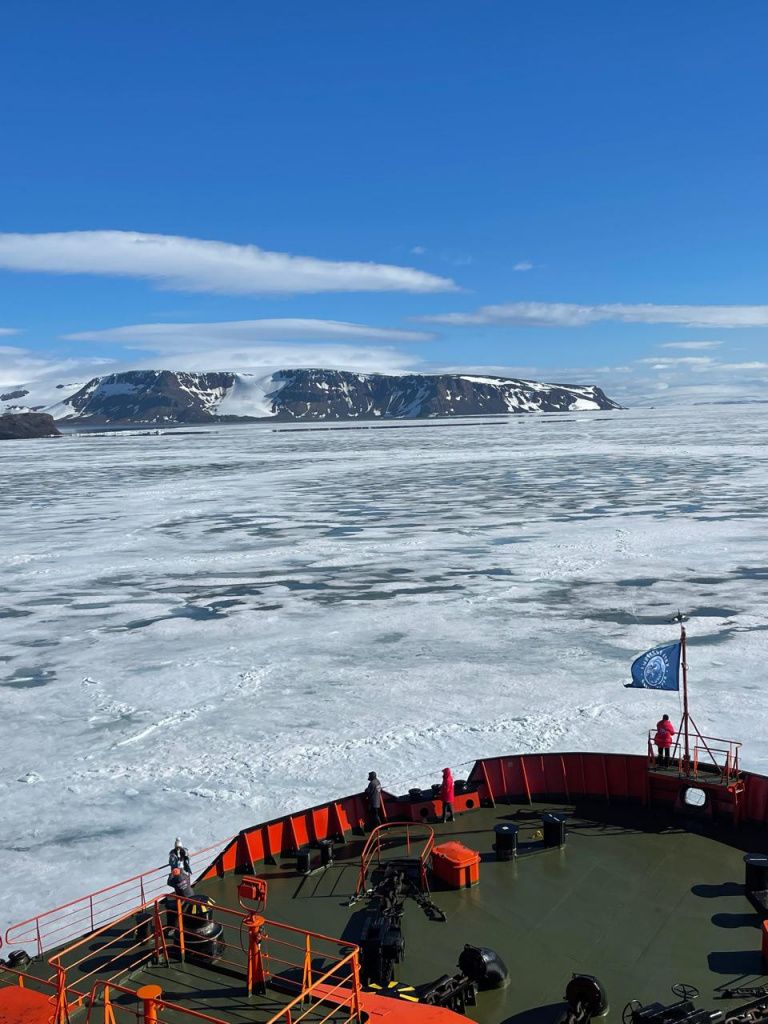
4;836;230;958
82;945;363;1024
647;730;742;782
355;821;434;898
48;892;362;1024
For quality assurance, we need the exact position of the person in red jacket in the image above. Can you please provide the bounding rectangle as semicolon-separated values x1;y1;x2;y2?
654;714;676;767
440;768;455;823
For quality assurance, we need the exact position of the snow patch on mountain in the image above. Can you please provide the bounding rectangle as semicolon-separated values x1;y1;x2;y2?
216;373;288;418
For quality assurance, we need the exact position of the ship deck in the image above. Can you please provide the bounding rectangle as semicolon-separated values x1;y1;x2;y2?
7;798;768;1024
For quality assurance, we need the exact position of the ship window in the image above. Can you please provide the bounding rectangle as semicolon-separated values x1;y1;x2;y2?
682;786;707;808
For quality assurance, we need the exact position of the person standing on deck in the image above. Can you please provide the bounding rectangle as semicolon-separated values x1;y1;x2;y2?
169;837;191;874
654;714;676;767
440;768;455;823
365;771;382;830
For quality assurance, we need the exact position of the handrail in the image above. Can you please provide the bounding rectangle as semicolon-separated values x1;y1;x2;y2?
264;949;361;1024
4;835;231;957
83;950;363;1024
356;821;435;897
0;962;59;993
49;890;361;1023
647;730;742;781
85;981;231;1024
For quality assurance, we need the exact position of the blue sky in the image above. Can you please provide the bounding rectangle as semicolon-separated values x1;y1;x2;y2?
2;0;768;405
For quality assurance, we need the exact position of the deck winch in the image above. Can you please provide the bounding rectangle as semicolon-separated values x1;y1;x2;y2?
373;945;508;1015
623;985;724;1024
359;860;446;986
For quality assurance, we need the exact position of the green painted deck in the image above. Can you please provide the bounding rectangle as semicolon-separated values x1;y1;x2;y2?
5;799;768;1024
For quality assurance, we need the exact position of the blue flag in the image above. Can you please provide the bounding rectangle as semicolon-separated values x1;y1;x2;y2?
629;641;681;690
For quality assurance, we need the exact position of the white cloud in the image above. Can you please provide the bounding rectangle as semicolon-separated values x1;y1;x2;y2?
410;245;427;255
638;356;768;372
0;346;116;389
638;356;715;368
1;341;422;392
660;340;722;350
513;261;534;272
418;301;768;328
64;318;434;349
0;327;20;336
134;344;422;375
0;231;457;295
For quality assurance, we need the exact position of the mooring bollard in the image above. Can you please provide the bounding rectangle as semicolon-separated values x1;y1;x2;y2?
137;983;163;1023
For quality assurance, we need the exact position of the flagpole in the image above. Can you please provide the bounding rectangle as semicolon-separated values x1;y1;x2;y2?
680;621;690;766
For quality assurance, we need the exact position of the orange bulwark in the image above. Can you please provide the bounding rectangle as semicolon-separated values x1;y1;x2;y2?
0;984;52;1024
431;842;481;889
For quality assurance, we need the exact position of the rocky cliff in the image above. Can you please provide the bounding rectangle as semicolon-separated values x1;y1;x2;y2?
0;412;61;440
5;368;621;424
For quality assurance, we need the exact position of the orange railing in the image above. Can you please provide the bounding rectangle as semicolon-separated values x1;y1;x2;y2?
692;736;742;781
4;836;231;958
85;981;233;1023
47;892;361;1024
0;962;60;995
647;730;742;782
355;821;434;898
82;944;362;1024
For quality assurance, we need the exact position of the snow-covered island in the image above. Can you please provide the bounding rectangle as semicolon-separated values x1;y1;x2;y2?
2;368;621;425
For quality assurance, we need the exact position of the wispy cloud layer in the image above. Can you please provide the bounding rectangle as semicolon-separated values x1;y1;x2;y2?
0;231;457;295
419;302;768;328
0;346;115;389
132;344;421;375
65;318;434;349
660;340;722;350
0;327;20;336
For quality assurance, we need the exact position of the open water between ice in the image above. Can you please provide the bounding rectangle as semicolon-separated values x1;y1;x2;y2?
1;404;768;927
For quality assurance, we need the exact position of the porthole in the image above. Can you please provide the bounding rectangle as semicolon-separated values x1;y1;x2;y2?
683;786;707;808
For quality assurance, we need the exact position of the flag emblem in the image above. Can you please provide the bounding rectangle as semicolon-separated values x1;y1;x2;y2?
629;641;681;691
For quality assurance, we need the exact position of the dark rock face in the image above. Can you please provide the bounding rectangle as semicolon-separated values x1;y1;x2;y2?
49;368;621;424
61;370;237;424
269;369;620;420
0;412;61;440
0;389;29;403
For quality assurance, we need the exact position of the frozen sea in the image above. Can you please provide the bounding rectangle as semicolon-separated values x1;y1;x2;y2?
2;404;768;930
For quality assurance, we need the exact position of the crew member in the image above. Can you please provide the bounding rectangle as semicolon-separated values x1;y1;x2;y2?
440;767;455;823
654;714;676;767
365;771;383;830
168;866;195;898
169;837;191;874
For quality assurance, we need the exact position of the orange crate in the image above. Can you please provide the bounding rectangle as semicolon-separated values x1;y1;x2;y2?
431;841;480;888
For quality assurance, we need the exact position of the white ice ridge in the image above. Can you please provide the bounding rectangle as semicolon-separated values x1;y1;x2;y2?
1;403;768;931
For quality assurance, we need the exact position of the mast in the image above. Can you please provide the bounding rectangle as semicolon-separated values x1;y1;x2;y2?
671;610;690;771
680;621;689;764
